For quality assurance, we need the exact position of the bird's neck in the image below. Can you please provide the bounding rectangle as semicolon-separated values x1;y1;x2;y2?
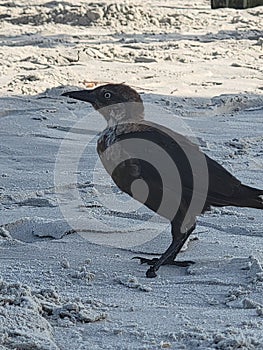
106;113;145;128
102;102;145;128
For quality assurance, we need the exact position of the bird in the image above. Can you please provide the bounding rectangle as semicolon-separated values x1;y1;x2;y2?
62;83;263;278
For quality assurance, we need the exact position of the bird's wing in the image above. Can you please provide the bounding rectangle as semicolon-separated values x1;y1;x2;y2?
117;121;241;190
99;122;242;216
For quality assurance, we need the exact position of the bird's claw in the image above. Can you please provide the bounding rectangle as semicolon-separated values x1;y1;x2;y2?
132;256;195;267
132;256;195;278
132;256;158;265
146;266;157;278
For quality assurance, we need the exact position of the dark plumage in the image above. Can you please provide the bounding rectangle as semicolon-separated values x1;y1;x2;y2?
62;84;263;278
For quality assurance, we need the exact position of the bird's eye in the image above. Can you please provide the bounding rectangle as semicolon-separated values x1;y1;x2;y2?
104;92;112;99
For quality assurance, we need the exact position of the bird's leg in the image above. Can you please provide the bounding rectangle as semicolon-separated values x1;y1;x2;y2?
162;222;196;265
144;221;196;278
133;223;196;267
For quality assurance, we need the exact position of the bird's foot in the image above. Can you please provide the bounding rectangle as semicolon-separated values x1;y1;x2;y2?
133;256;195;278
132;256;159;265
145;260;195;278
167;260;195;267
146;266;157;278
132;256;195;267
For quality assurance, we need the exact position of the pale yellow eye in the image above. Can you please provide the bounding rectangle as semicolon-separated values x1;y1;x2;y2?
104;92;112;99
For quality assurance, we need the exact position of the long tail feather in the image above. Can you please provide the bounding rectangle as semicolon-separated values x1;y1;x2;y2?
232;185;263;209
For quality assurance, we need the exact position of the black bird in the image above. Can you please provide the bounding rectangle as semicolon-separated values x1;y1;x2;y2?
62;84;263;278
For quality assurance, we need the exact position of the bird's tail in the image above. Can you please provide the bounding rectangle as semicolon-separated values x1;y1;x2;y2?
231;185;263;209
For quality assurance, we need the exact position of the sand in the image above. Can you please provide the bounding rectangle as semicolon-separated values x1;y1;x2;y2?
0;0;263;349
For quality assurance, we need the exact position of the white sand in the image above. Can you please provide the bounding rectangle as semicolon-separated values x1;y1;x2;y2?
0;0;263;349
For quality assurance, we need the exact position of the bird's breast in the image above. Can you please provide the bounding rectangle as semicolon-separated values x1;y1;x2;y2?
97;128;126;171
97;128;117;154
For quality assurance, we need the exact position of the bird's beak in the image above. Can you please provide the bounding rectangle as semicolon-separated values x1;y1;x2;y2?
61;89;96;103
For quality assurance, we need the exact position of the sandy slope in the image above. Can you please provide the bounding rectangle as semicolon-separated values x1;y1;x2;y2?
0;1;263;349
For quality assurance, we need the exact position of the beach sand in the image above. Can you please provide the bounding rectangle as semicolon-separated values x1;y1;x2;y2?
0;1;263;349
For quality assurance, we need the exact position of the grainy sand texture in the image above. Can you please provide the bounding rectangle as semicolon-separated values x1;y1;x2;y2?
0;1;263;349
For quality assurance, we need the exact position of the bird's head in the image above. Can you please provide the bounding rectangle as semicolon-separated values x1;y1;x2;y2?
62;83;144;126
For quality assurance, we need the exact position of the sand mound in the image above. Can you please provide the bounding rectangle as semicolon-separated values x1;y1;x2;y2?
3;2;175;28
2;1;262;35
0;278;106;349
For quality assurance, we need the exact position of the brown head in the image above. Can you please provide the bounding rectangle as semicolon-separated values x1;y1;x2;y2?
62;83;144;126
